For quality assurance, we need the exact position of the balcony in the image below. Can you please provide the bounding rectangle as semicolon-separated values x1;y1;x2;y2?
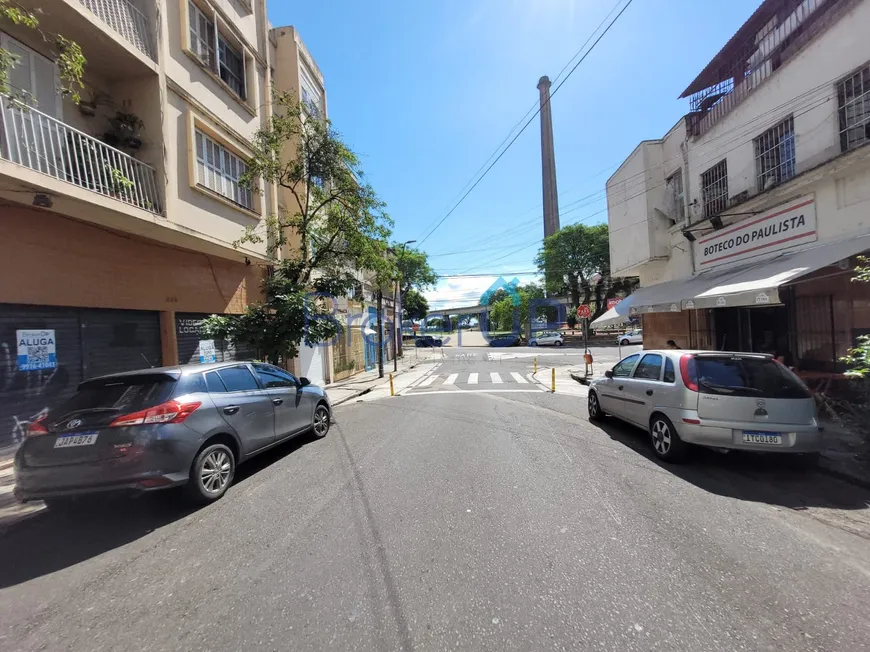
78;0;154;61
0;96;161;214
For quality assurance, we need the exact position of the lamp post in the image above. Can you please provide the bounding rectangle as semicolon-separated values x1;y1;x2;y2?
394;240;416;372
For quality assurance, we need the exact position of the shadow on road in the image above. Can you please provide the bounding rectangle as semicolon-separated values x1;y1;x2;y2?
593;419;870;512
0;434;317;589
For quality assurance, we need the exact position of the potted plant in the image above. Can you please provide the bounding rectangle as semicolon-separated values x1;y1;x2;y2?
104;102;144;150
104;165;135;200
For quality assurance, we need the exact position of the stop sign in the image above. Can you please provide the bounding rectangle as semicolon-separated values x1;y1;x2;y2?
576;305;591;319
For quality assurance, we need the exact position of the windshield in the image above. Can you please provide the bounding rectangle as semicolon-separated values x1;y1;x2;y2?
48;376;177;427
695;357;810;399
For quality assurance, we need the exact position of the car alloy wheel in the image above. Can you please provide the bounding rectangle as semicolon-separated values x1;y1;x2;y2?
313;405;330;438
620;339;629;346
650;415;686;462
201;449;232;494
588;392;603;421
651;420;671;456
554;340;563;347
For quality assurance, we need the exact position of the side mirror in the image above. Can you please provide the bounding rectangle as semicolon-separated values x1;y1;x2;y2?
604;370;614;379
299;377;311;387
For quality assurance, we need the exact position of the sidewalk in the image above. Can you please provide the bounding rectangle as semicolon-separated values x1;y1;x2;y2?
0;448;44;533
325;349;441;406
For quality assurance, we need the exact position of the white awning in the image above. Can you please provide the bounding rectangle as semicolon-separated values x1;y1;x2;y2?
590;306;629;328
625;278;697;315
688;234;870;309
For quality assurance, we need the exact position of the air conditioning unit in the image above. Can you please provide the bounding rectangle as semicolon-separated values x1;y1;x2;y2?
729;190;750;206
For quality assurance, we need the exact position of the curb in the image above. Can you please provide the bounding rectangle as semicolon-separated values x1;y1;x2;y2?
817;459;870;490
0;505;46;536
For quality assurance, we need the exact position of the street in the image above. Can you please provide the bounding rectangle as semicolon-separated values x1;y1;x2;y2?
1;347;870;651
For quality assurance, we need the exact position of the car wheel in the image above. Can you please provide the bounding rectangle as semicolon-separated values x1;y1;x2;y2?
554;340;563;347
185;443;235;505
649;414;687;463
530;341;538;347
588;391;605;422
620;339;630;346
312;404;330;438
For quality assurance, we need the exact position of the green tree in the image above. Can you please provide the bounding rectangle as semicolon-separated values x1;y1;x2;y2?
1;2;85;103
402;289;429;321
202;93;392;365
489;298;515;332
842;256;870;377
396;248;437;294
535;223;637;320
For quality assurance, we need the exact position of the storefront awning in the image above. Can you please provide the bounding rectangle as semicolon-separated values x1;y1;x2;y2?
590;306;630;328
686;234;870;310
626;278;699;315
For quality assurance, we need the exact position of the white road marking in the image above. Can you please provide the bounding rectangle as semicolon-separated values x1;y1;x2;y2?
468;373;479;384
510;372;528;384
444;373;459;385
490;372;503;384
406;389;546;396
420;374;439;387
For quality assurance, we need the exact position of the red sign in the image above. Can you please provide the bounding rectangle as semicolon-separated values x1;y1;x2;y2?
607;298;622;310
576;305;591;319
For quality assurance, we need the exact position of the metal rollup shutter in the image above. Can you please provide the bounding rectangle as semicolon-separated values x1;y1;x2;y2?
81;309;162;379
0;304;84;449
176;313;255;365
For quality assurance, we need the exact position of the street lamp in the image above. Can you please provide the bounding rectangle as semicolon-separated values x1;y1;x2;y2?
394;240;416;371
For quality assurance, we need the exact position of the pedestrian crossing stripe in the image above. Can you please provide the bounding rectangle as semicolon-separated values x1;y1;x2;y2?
490;372;503;384
420;374;438;387
410;371;548;390
444;373;459;385
468;373;479;384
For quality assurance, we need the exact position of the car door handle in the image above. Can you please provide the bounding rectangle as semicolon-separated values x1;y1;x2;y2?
272;398;284;406
223;405;240;415
646;389;654;396
618;385;624;391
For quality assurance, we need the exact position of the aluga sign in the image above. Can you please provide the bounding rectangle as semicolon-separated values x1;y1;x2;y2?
694;195;817;270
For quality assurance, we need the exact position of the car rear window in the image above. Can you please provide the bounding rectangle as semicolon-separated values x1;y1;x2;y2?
49;375;177;426
695;357;810;399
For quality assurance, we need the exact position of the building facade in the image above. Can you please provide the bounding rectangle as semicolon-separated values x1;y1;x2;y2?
0;1;347;447
606;0;870;374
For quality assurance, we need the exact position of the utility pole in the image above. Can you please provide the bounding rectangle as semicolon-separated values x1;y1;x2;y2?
538;75;560;239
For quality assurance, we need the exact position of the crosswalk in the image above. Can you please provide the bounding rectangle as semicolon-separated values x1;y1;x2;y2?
408;370;545;392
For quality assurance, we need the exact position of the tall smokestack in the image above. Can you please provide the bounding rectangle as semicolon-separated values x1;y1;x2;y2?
538;75;560;239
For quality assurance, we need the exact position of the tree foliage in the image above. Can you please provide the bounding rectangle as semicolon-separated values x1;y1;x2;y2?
402;289;429;321
842;256;870;378
0;2;85;103
535;223;637;319
202;93;392;364
396;248;437;294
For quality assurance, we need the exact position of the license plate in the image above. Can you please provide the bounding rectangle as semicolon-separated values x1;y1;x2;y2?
742;431;782;445
54;432;99;448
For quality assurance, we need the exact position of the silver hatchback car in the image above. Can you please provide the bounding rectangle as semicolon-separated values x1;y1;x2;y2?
14;362;331;507
587;350;822;462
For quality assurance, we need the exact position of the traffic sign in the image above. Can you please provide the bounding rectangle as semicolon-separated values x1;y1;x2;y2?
576;305;591;319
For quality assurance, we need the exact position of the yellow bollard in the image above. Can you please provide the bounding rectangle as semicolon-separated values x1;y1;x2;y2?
551;367;556;393
534;357;537;374
389;373;395;396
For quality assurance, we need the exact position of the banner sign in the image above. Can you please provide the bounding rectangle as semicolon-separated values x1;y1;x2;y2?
607;298;622;310
17;329;57;371
694;195;816;270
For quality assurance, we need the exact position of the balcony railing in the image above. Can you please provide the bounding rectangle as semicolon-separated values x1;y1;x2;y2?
0;96;162;214
78;0;155;61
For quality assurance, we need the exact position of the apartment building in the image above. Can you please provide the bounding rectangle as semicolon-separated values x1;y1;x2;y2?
605;0;870;374
0;1;333;447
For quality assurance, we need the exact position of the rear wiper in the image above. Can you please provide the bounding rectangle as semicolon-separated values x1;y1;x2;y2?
702;383;762;394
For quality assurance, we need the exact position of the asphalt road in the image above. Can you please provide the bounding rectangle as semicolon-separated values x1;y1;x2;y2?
2;349;870;651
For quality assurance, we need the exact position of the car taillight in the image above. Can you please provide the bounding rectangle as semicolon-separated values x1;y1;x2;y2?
26;416;50;437
110;400;202;427
679;354;698;392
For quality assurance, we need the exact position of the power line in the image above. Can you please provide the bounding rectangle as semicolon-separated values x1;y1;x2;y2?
415;0;635;248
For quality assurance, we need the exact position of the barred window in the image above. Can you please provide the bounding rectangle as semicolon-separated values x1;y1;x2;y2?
194;129;253;210
838;64;870;153
754;117;795;191
701;160;728;218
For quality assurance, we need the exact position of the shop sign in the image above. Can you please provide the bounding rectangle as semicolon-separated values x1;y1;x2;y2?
694;196;817;270
684;300;695;310
199;340;217;364
670;303;679;312
607;298;622;310
755;292;771;305
17;329;57;371
716;297;727;307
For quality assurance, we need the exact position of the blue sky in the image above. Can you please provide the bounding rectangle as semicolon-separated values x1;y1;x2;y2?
268;0;762;309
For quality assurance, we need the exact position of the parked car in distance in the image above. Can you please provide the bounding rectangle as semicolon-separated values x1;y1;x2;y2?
587;350;821;463
488;334;520;347
14;362;331;508
530;331;564;347
618;329;643;346
415;335;443;347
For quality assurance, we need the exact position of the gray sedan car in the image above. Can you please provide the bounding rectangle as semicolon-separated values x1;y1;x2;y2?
14;362;331;507
587;350;822;463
